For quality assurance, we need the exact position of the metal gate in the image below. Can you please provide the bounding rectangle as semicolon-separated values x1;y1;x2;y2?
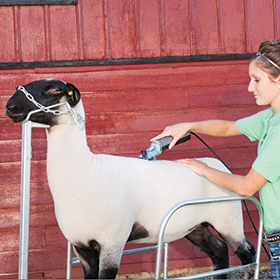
155;196;263;279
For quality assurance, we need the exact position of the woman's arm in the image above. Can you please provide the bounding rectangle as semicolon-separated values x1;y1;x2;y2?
151;120;242;149
176;158;267;196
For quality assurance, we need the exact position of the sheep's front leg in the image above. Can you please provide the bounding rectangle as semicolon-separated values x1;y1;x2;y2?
74;240;100;279
75;240;123;279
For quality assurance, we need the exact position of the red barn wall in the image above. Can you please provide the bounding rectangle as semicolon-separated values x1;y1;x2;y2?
0;0;277;278
1;0;280;63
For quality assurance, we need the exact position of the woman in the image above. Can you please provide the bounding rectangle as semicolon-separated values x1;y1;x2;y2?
152;39;280;278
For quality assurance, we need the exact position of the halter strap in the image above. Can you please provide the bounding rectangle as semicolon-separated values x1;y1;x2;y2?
18;86;85;130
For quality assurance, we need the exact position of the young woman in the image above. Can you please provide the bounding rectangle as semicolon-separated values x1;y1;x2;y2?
152;39;280;279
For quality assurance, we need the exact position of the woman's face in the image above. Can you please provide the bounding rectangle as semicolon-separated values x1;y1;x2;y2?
248;59;280;112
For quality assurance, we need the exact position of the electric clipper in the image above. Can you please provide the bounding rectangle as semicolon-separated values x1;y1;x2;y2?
138;131;191;160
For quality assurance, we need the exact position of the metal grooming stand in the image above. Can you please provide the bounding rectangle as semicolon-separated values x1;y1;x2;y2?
155;196;264;279
18;121;50;279
18;121;264;279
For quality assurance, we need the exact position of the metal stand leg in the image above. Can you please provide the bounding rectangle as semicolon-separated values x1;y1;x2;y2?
163;243;169;279
18;121;50;280
18;122;32;279
66;241;73;279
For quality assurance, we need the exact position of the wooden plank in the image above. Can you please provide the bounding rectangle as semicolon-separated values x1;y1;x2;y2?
0;71;50;92
0;95;13;118
137;0;161;57
45;226;67;249
276;0;280;38
49;5;78;60
0;119;47;141
45;62;250;92
220;0;247;53
0;205;57;230
132;106;261;133
107;0;139;58
0;248;67;274
0;139;47;163
0;183;53;208
0;228;45;252
0;7;15;62
0;161;47;186
81;88;185;113
81;0;108;60
84;105;257;136
80;84;253;115
0;120;22;140
246;0;275;52
165;0;191;56
19;6;46;62
0;60;250;92
192;0;219;54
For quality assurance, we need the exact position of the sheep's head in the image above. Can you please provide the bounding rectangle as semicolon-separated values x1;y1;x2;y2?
6;79;81;126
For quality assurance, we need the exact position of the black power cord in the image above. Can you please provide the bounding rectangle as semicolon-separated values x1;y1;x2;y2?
190;132;270;259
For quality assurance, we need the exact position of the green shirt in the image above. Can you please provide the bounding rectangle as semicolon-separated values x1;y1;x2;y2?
236;107;280;231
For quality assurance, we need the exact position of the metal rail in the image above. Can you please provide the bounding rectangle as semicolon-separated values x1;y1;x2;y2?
155;196;263;279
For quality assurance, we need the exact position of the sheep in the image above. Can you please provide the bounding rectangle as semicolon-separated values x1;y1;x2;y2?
6;79;255;279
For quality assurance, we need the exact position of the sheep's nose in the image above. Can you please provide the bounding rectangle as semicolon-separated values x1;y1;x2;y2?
6;104;17;112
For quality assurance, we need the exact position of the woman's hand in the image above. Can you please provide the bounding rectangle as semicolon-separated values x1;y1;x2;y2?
151;123;192;149
176;158;209;176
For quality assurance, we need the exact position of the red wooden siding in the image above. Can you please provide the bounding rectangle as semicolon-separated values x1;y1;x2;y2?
0;0;280;63
0;60;270;278
0;0;278;278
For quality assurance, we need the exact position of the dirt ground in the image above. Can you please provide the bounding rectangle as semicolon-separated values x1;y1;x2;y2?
116;263;272;279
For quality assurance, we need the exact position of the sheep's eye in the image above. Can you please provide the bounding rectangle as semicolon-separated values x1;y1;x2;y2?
44;88;62;95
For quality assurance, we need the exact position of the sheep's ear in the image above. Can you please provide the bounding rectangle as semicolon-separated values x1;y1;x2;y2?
66;83;81;106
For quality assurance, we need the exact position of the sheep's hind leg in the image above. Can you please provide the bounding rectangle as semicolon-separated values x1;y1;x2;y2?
74;240;100;279
185;222;229;279
219;234;255;279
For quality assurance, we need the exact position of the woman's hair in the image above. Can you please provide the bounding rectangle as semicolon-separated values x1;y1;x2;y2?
252;39;280;79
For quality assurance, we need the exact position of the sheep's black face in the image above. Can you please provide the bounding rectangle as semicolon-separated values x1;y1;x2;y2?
6;79;80;126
